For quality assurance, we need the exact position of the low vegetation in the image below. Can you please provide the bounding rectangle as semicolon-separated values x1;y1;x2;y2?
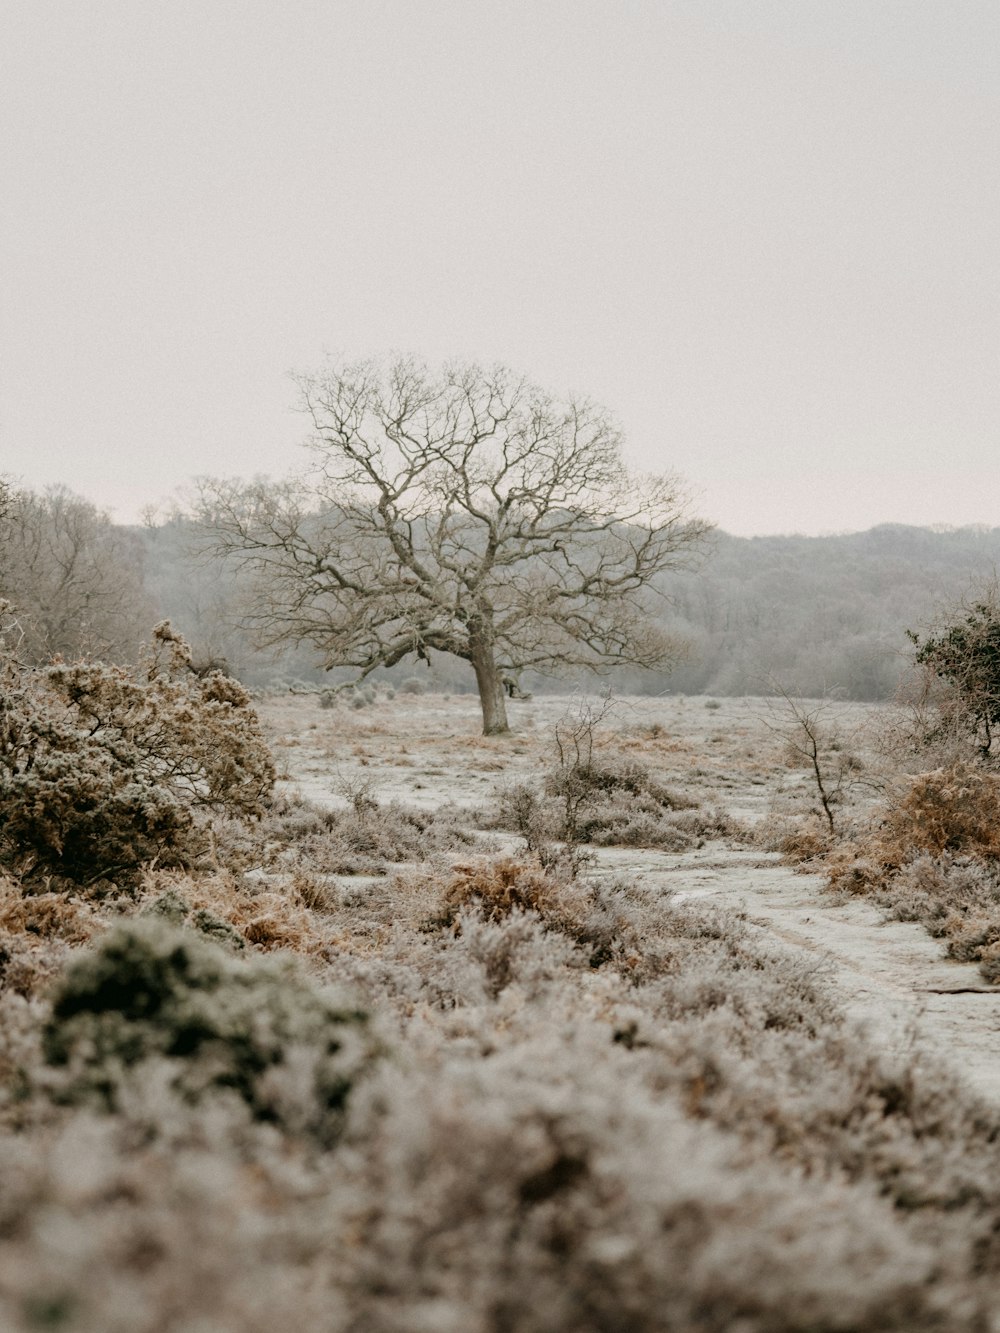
764;595;1000;989
7;612;1000;1328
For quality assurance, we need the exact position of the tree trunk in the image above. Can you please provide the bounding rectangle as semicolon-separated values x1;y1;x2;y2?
468;619;510;736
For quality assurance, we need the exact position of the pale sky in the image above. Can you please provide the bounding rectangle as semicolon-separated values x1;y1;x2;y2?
3;1;998;536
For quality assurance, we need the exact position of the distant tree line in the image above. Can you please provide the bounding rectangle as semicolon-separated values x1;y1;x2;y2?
0;481;151;663
651;526;1000;700
4;474;999;703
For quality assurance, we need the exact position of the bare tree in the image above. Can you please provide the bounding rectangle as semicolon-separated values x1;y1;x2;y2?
197;358;710;734
0;486;153;663
760;684;866;836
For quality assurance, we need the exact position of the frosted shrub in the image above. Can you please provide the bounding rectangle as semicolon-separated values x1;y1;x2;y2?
497;757;708;862
824;763;1000;979
213;791;480;878
879;764;1000;861
42;918;373;1142
0;622;274;884
436;857;561;926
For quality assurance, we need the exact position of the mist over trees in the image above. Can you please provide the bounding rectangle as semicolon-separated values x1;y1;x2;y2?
0;483;152;663
652;525;1000;700
4;472;999;703
148;516;999;703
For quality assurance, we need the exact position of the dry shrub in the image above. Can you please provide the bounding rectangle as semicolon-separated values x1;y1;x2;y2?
887;763;1000;858
0;871;107;1000
213;791;480;879
756;813;834;863
495;754;718;862
583;802;741;851
0;622;275;885
136;868;333;960
432;858;662;976
493;696;717;859
436;857;561;926
824;764;1000;981
828;763;1000;895
0;876;102;945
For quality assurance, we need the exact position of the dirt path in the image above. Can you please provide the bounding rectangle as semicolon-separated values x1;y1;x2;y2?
265;691;1000;1105
596;843;1000;1103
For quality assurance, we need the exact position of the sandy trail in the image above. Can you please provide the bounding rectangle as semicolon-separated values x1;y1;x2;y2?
612;844;1000;1102
264;690;1000;1103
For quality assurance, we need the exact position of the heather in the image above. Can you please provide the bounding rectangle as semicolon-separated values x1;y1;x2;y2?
4;667;1000;1329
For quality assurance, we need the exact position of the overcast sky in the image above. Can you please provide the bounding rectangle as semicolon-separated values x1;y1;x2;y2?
3;1;998;535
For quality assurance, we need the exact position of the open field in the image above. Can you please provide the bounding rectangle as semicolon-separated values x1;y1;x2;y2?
269;690;1000;1101
6;689;1000;1330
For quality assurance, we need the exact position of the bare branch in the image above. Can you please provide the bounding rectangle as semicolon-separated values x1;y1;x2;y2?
195;358;710;734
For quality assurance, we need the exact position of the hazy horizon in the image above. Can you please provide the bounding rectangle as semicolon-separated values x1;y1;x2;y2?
4;1;998;538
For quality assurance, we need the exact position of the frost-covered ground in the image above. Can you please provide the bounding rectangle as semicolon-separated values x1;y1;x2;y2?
270;689;1000;1102
7;689;1000;1330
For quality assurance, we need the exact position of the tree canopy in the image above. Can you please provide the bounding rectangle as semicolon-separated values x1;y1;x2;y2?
198;358;710;733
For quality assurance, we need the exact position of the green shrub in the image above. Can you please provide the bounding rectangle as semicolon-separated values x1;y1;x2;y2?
42;919;372;1141
909;593;1000;759
145;888;246;950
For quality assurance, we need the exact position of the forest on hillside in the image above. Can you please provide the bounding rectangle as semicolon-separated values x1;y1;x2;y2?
3;482;999;700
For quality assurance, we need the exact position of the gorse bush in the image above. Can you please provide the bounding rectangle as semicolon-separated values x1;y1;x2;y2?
908;592;1000;759
0;621;275;883
42;918;373;1142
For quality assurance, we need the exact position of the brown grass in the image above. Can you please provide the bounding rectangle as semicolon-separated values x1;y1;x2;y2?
436;857;562;926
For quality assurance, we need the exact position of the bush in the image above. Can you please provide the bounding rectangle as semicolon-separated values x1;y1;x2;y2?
42;919;373;1142
885;764;1000;860
909;592;1000;759
496;756;704;862
825;764;1000;982
0;622;275;884
829;763;1000;895
436;857;561;926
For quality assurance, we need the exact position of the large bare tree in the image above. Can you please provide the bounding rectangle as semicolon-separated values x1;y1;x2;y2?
198;359;710;734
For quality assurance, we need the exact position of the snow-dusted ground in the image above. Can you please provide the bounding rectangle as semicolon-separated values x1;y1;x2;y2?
262;690;1000;1103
